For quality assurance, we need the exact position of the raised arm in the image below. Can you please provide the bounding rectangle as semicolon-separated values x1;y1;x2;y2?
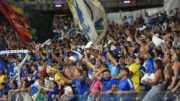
17;53;29;67
135;30;143;46
94;68;106;81
51;52;64;65
84;49;95;71
106;48;117;66
144;41;153;51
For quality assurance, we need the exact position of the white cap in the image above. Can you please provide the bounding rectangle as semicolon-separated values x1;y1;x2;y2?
154;34;159;37
108;40;112;45
85;41;93;48
140;35;146;40
110;46;116;51
53;29;57;33
69;56;77;62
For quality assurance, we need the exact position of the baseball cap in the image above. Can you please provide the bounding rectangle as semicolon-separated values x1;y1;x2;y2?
69;56;77;62
32;64;38;70
118;54;125;59
0;66;4;72
96;59;102;64
129;54;136;59
38;70;46;75
51;66;59;71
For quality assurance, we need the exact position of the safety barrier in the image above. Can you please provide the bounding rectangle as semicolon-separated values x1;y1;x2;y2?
8;91;180;101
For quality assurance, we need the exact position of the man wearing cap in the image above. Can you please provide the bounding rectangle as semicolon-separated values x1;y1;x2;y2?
84;49;102;72
126;54;140;92
113;68;135;101
63;50;77;79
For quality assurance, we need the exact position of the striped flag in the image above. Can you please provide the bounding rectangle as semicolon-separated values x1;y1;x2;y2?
70;50;84;59
67;0;107;45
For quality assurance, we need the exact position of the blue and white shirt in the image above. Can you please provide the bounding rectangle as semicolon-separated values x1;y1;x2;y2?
118;77;135;91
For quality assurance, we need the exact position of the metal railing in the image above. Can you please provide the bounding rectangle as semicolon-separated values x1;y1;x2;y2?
8;91;180;101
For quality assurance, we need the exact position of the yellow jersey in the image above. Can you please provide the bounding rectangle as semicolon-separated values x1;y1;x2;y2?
128;63;140;92
0;75;5;83
54;74;63;88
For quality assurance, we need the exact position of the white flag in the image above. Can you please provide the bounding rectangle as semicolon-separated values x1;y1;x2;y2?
67;0;107;45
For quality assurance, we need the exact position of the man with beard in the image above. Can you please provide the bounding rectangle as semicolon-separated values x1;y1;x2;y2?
95;69;117;101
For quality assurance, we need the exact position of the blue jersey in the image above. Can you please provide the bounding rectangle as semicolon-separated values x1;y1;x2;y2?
21;68;29;77
47;87;59;101
0;90;2;98
101;76;117;92
72;76;89;95
118;77;135;91
146;57;155;73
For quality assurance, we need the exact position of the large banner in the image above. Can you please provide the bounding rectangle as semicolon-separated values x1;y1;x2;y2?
67;0;107;45
0;2;32;45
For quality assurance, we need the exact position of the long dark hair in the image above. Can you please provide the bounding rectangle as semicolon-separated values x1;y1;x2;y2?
24;79;31;88
51;80;58;88
154;59;165;80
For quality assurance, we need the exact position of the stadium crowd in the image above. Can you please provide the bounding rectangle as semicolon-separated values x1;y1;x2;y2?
0;8;180;101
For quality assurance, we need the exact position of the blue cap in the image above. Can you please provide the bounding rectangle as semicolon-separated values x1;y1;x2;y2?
26;60;31;63
96;59;102;64
90;61;95;65
129;54;136;59
32;64;38;69
118;54;125;58
0;66;4;72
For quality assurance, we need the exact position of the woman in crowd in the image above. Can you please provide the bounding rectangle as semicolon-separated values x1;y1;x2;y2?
42;80;59;101
142;59;165;101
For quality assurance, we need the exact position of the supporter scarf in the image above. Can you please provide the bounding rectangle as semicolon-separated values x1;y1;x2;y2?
0;50;30;55
70;50;84;59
